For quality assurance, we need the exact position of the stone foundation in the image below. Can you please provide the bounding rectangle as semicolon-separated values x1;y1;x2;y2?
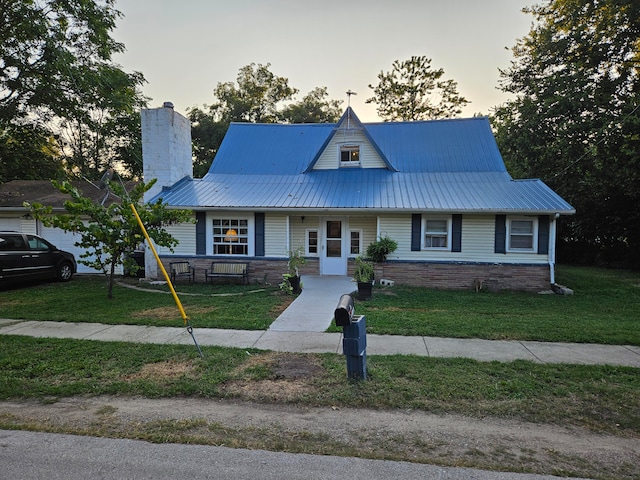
362;261;550;292
158;257;549;291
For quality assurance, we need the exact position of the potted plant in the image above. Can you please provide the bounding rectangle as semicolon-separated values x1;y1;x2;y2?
365;235;398;263
280;248;306;294
353;255;374;300
365;235;398;279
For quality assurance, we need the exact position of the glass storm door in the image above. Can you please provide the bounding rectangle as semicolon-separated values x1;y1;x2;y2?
321;219;347;275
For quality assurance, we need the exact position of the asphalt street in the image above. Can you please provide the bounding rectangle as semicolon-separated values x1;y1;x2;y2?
0;430;591;480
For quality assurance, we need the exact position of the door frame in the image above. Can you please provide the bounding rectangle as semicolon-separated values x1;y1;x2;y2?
320;217;347;275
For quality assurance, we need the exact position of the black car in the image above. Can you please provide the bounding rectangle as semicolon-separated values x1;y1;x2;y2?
0;232;77;285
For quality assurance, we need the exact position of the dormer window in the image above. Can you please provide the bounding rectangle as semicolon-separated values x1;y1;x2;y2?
339;145;360;167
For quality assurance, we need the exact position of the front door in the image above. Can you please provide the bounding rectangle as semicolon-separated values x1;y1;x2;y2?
321;219;347;275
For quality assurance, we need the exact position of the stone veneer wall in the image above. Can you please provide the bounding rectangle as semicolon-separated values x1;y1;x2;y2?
160;258;549;291
352;261;550;292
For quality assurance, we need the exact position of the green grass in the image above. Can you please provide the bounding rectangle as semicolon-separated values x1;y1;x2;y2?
0;276;290;330
1;265;639;344
337;265;640;345
0;335;638;435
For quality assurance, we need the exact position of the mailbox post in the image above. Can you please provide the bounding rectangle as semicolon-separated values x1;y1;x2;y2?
334;294;367;380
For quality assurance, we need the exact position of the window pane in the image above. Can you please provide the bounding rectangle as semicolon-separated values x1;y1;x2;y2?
213;218;248;255
327;239;341;257
350;231;360;255
511;220;533;234
340;145;360;163
327;221;341;238
308;231;318;254
426;219;447;232
510;235;533;249
426;235;447;248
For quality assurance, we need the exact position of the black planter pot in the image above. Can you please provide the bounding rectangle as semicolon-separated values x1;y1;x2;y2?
289;275;302;294
357;281;373;300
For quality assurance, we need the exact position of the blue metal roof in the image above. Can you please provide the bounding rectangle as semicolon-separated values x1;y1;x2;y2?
152;111;574;214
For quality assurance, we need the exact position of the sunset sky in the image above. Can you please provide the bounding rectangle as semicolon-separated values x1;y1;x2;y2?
114;0;533;121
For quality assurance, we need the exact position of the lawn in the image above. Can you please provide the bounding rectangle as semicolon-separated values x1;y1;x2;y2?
1;335;638;436
0;265;638;345
350;265;640;345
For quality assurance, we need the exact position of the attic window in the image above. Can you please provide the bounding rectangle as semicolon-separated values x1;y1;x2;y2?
339;145;360;166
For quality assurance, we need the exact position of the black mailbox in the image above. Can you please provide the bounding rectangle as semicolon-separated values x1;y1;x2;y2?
334;294;354;327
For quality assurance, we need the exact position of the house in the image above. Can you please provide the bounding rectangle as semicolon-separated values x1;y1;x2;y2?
143;104;574;291
0;179;133;274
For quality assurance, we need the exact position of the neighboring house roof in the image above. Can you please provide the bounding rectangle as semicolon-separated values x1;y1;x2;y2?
0;180;134;210
152;109;575;215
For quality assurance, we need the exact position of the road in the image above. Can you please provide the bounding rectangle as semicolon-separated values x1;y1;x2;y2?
0;429;588;480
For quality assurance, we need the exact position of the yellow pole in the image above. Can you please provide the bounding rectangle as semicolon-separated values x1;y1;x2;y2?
130;203;189;326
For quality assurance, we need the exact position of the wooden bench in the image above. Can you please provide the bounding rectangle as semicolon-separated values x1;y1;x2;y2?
169;261;195;284
205;262;248;285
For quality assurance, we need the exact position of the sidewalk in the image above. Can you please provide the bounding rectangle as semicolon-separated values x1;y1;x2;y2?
1;317;639;367
1;274;639;367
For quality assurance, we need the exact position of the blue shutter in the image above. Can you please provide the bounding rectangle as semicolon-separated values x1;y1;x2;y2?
495;215;506;254
452;214;462;252
255;212;265;257
411;214;421;251
195;211;206;255
538;215;550;255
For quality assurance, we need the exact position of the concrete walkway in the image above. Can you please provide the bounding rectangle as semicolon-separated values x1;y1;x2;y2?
268;275;356;332
0;275;639;367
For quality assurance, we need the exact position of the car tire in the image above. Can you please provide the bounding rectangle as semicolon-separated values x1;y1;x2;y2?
57;262;74;282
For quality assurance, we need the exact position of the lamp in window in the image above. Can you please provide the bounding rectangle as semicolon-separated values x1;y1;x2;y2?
224;228;238;254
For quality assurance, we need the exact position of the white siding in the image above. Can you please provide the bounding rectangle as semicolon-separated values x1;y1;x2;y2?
289;215;319;256
158;222;196;255
265;213;288;257
380;214;549;264
313;129;387;170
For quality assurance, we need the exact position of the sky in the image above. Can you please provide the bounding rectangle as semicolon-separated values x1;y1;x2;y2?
113;0;534;122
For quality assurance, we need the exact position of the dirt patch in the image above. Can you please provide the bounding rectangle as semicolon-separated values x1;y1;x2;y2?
222;352;323;402
1;396;638;479
131;306;216;320
123;360;197;381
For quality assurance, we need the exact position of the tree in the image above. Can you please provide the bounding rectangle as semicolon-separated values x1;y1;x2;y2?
210;62;298;124
492;0;640;268
0;0;147;180
187;107;229;178
366;56;469;121
281;87;343;124
188;64;342;175
27;179;193;299
0;123;65;182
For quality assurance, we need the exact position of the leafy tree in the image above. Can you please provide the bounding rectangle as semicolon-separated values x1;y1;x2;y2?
210;62;298;124
0;123;65;182
188;65;341;175
492;0;640;268
27;179;193;298
281;87;343;123
187;107;229;178
0;0;146;181
366;56;469;121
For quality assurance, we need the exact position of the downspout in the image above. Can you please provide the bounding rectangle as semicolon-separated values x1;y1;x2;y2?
549;213;559;285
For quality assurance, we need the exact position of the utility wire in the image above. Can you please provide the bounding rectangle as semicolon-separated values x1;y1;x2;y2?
552;102;640;179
